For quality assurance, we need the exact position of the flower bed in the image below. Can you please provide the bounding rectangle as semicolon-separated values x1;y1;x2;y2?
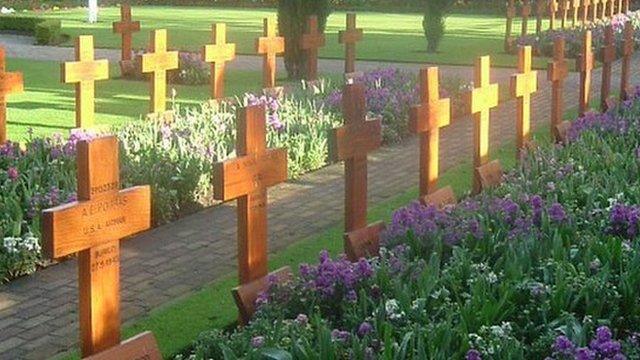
516;11;640;59
180;90;640;358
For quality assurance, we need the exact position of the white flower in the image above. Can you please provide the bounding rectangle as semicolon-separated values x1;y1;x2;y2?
385;299;399;316
3;237;19;253
1;7;15;14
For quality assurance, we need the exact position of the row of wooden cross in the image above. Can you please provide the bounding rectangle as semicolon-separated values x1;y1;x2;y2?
0;6;364;143
38;19;636;357
505;0;629;51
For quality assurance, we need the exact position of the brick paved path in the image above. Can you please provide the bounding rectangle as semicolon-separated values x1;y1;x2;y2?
1;36;638;358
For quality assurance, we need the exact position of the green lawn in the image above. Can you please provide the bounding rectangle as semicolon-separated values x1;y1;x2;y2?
28;6;549;68
4;57;288;140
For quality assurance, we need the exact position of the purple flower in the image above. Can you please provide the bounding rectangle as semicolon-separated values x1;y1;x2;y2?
554;335;575;355
251;336;265;348
357;321;373;337
331;329;350;343
6;167;19;181
548;203;567;223
466;349;482;360
575;347;596;360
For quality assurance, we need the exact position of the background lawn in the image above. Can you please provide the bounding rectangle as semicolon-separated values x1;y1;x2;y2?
28;6;549;68
4;57;294;140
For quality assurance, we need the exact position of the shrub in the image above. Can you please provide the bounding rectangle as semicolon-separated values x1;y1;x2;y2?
125;50;209;85
182;88;640;358
0;16;63;45
277;0;331;79
34;19;62;45
422;0;455;53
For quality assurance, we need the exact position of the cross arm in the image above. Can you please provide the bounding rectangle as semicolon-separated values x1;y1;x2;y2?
42;186;151;259
328;118;382;162
511;71;538;98
61;60;109;83
212;149;288;201
0;72;23;94
470;84;499;114
113;21;140;34
338;29;363;44
409;99;450;133
547;60;568;82
203;43;236;63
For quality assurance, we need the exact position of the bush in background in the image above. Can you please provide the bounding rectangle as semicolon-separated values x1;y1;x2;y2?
422;0;456;53
277;0;331;80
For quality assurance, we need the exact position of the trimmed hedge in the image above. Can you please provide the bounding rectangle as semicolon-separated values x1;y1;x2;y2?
0;16;63;45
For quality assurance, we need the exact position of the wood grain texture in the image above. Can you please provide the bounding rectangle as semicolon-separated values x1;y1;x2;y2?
0;46;23;144
476;159;504;191
582;0;590;24
212;105;287;284
84;331;161;360
468;56;499;194
421;185;456;209
510;46;537;160
338;13;363;74
600;25;616;110
577;30;593;116
112;4;140;62
621;21;634;100
202;23;236;99
255;18;284;89
232;266;292;324
548;38;569;142
409;67;450;198
300;16;326;81
329;84;381;233
41;136;151;357
344;221;385;262
61;36;109;128
140;29;179;114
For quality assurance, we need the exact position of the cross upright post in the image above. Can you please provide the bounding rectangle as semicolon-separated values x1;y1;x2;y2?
112;4;140;62
521;0;532;36
549;0;558;29
0;47;23;143
61;35;109;128
511;46;538;160
547;38;569;141
42;136;151;357
600;25;616;111
202;23;236;99
300;16;326;81
256;17;285;89
621;20;634;100
577;30;593;116
339;13;363;75
140;29;179;115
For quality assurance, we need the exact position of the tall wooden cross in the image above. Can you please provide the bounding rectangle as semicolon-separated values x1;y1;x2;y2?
617;0;623;14
561;0;569;27
521;0;532;36
547;38;569;141
592;0;600;20
329;83;382;233
624;0;629;12
511;46;538;160
140;29;178;115
607;0;614;16
300;16;326;81
468;56;499;194
202;23;236;99
581;0;591;23
621;20;634;100
112;4;140;62
571;0;581;25
599;0;607;18
256;18;285;89
535;0;545;33
577;30;593;116
549;0;559;29
410;67;451;199
505;0;516;51
339;13;363;74
42;136;151;357
600;25;616;111
61;35;109;129
213;105;288;284
0;47;23;144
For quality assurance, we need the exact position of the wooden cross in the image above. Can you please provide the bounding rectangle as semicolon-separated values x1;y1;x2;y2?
577;30;593;116
213;105;288;284
511;46;538;160
607;0;615;16
42;136;151;357
581;0;591;23
617;0;623;14
300;16;326;81
329;83;381;233
112;4;140;62
535;0;546;33
549;0;558;29
202;23;236;99
624;0;629;12
61;35;109;129
571;0;581;25
409;67;452;201
600;25;616;111
599;0;606;18
0;47;23;144
339;13;363;74
547;37;569;141
140;29;178;115
505;0;516;51
561;0;569;27
256;18;285;89
468;56;500;194
521;0;532;36
592;0;600;20
621;20;634;100
85;332;161;360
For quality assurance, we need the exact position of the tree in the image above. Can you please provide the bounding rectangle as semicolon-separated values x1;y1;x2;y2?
277;0;331;79
422;0;455;53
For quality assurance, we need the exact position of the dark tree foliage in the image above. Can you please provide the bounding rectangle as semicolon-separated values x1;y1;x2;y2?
277;0;331;79
422;0;456;53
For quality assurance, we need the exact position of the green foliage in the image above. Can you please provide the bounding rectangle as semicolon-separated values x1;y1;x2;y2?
0;16;63;45
277;0;331;79
422;0;456;53
0;16;42;33
35;19;63;45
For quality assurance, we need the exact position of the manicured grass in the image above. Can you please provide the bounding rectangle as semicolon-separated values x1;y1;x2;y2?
4;57;298;140
55;111;564;360
27;6;549;68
